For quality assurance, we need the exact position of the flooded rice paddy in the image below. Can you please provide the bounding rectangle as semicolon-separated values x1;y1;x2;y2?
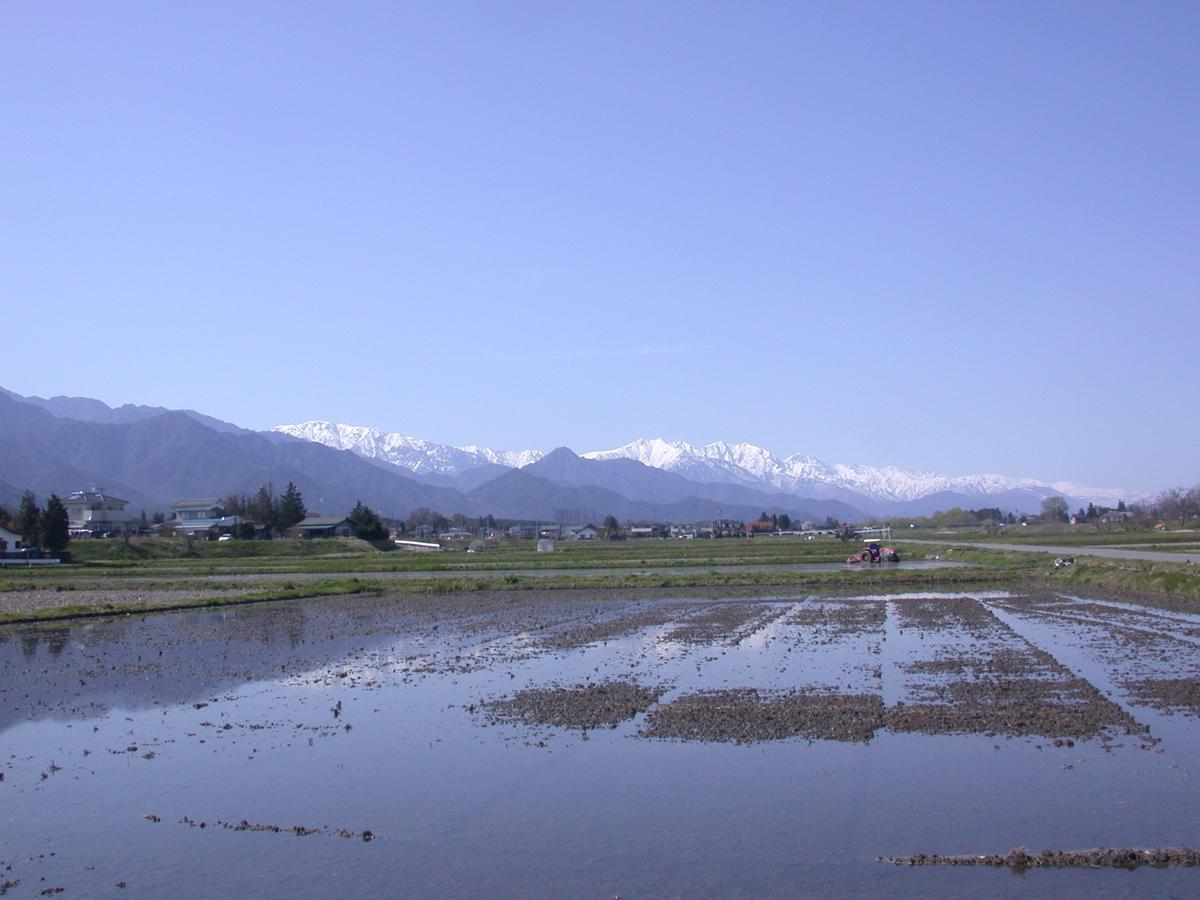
2;588;1199;897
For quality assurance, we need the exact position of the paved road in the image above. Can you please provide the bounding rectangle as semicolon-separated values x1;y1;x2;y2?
898;539;1200;566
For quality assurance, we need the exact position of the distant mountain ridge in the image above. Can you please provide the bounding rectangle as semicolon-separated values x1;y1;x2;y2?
583;437;1131;506
275;420;1133;512
0;386;248;434
0;386;1137;522
273;421;543;475
0;392;849;523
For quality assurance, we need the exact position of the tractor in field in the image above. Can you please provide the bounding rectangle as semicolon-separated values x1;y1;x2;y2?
846;541;900;564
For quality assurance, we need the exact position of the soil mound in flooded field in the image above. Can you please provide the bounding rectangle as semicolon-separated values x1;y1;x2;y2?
880;846;1200;870
640;688;884;743
484;680;666;729
1126;677;1200;716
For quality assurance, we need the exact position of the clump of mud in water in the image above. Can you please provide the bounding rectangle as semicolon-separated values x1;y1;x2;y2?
891;597;995;633
640;688;884;744
660;603;783;645
879;846;1200;870
788;600;885;642
889;599;1149;740
1125;678;1200;716
885;675;1141;739
540;603;705;651
484;680;666;729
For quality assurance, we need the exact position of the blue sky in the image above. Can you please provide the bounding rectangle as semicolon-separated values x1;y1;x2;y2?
3;1;1196;491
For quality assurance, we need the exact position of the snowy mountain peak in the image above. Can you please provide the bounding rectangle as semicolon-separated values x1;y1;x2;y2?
274;422;1133;509
579;436;1131;507
272;422;543;476
582;437;696;470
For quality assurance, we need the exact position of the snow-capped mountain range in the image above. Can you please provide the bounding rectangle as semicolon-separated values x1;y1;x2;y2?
273;421;543;475
584;437;1128;505
273;422;1131;509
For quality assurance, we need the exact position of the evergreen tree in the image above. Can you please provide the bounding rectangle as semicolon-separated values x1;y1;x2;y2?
250;484;279;531
278;482;307;529
17;490;41;548
348;501;387;541
40;495;70;553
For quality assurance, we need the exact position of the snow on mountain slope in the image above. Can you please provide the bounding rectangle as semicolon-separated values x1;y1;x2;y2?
272;422;542;476
275;424;1132;507
583;438;1130;506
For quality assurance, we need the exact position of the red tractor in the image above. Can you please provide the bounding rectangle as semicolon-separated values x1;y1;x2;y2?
846;542;900;564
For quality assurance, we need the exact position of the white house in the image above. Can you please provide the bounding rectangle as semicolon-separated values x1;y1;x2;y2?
63;489;135;536
170;499;242;537
0;525;25;555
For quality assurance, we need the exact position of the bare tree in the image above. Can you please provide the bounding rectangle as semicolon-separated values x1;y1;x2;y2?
1041;495;1069;523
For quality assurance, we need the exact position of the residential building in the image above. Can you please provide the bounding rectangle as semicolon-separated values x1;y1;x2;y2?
627;522;668;539
0;525;25;556
170;499;243;538
63;489;135;537
292;516;354;538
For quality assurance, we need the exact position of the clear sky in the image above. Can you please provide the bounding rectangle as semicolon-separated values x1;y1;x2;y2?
3;1;1197;492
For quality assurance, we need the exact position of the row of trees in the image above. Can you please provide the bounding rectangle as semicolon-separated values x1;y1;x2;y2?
752;512;794;531
223;483;307;532
1153;487;1200;528
0;491;70;553
860;507;1018;529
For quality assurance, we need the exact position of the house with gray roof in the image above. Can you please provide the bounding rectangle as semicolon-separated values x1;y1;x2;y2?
292;516;353;538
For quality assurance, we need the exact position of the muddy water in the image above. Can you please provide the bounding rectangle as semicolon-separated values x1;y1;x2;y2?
2;589;1199;897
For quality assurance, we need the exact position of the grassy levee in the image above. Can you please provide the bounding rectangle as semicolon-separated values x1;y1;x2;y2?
904;526;1200;548
4;534;1198;624
914;543;1200;613
0;578;383;626
14;535;885;579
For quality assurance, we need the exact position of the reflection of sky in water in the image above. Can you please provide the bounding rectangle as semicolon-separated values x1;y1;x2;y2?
1;589;1199;897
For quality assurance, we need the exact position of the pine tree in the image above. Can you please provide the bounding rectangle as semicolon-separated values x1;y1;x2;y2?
250;484;279;531
41;495;70;553
348;501;386;541
17;490;41;548
278;482;307;529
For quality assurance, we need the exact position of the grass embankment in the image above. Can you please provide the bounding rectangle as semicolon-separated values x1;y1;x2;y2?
12;535;879;579
3;534;1198;624
924;544;1200;613
0;578;382;626
905;526;1200;548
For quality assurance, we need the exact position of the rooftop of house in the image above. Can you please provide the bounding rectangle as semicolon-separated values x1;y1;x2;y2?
64;489;129;505
294;516;352;528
